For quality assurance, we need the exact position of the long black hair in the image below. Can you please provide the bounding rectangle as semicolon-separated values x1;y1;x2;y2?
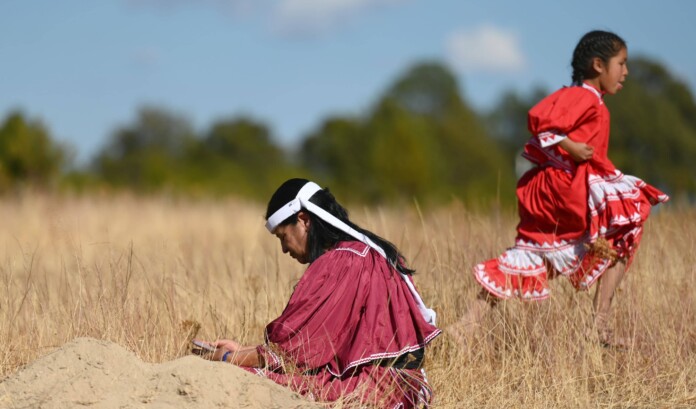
571;30;626;84
265;178;415;275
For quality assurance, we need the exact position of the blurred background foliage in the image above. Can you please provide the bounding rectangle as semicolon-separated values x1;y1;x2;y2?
3;55;695;205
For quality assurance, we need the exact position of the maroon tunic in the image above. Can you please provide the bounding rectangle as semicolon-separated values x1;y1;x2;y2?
246;241;441;408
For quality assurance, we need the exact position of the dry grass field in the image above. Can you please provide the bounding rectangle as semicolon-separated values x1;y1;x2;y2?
0;194;694;408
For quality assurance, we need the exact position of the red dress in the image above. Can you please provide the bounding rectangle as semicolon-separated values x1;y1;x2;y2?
245;241;441;408
474;83;669;300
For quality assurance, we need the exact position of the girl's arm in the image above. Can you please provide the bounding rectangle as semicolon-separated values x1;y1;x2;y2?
559;137;594;162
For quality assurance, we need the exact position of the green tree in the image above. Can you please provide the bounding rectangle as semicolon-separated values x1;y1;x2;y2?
0;111;66;191
93;107;197;191
298;61;515;203
188;116;296;197
486;87;548;155
203;118;284;166
486;87;548;179
365;100;441;201
371;62;515;202
300;117;369;198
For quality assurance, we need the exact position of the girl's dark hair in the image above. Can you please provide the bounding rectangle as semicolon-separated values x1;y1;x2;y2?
571;30;626;83
266;178;414;275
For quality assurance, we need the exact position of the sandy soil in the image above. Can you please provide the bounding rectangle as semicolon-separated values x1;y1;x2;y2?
0;338;323;409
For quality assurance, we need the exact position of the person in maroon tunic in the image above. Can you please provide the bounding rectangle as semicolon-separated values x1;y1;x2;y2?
452;30;668;347
195;178;441;408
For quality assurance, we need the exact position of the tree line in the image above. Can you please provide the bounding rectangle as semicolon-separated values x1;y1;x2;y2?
3;56;695;205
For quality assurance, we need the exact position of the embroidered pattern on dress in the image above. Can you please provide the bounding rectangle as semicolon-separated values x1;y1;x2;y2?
522;137;574;171
334;243;370;257
537;130;568;148
325;329;442;378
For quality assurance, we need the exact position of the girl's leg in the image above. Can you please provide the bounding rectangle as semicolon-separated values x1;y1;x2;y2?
592;261;628;346
448;290;498;344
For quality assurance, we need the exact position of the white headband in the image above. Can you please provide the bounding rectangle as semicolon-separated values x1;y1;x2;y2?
265;181;323;233
265;181;437;325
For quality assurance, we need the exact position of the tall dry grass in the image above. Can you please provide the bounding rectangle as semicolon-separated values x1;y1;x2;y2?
0;194;694;408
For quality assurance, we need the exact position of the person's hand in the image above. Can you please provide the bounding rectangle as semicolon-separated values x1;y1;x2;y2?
210;339;241;355
559;138;594;162
191;339;241;361
209;339;242;361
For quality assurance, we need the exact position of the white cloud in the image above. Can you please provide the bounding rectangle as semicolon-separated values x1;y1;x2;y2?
273;0;406;36
445;25;525;73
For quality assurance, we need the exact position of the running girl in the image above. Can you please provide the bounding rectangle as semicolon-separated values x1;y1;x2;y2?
457;30;669;347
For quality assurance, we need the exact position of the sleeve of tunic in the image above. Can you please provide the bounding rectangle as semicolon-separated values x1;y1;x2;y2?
527;87;599;148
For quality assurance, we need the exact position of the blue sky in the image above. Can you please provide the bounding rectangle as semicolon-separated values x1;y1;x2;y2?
2;0;695;164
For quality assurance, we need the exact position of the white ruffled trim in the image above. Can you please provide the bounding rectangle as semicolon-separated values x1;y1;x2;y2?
474;264;513;298
505;237;612;286
498;249;546;276
474;263;550;300
501;240;586;277
588;170;643;213
586;170;665;242
475;236;612;300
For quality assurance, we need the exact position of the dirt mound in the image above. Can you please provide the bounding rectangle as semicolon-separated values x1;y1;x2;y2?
0;338;322;409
